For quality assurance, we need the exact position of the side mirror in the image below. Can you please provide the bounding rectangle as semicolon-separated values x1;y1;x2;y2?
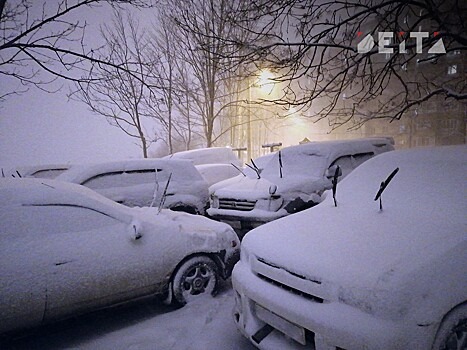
269;184;278;195
326;165;342;179
132;223;143;240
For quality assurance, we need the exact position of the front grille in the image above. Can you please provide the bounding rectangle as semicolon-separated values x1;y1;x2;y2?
255;257;325;303
257;257;322;285
258;273;324;303
219;198;256;211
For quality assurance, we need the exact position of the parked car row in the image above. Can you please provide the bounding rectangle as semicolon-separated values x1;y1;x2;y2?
5;147;244;214
208;137;395;229
2;143;464;350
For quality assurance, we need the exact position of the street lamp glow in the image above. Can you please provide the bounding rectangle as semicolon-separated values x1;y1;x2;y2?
257;69;275;94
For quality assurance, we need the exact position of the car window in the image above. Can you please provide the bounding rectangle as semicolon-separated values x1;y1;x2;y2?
261;152;327;179
31;168;68;179
1;205;123;236
351;152;374;167
330;152;374;178
82;169;160;189
330;155;354;178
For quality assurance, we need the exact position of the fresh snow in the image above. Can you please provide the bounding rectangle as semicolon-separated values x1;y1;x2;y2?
233;145;467;349
208;138;394;222
242;145;466;289
1;281;255;350
164;147;242;167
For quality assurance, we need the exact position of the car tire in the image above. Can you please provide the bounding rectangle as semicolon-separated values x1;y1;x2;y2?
432;304;467;350
172;256;219;306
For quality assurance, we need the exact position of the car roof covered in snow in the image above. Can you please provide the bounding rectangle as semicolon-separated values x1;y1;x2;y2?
272;137;393;159
164;147;241;166
54;158;204;184
255;137;394;180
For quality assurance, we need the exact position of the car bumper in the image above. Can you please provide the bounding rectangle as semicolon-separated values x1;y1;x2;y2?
232;262;434;350
206;208;287;224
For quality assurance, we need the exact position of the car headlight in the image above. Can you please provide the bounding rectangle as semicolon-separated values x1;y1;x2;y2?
338;285;410;320
255;196;283;212
210;194;219;208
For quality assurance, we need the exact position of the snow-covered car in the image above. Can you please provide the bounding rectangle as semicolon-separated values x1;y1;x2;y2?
53;159;209;214
0;178;240;334
196;163;243;187
208;138;394;228
164;147;242;167
232;145;467;350
3;163;70;179
164;147;243;186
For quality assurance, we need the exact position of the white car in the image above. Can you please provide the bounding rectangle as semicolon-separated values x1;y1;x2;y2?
208;138;394;228
53;159;209;214
232;145;466;350
163;147;242;167
164;147;243;186
3;163;70;179
0;178;240;334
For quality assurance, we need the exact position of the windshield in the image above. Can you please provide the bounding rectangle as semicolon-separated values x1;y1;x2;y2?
245;151;327;180
243;153;276;178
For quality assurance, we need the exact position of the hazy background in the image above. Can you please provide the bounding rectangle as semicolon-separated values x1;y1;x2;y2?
0;88;142;168
0;4;145;169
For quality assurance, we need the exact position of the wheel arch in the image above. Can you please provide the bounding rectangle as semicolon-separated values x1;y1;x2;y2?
431;300;467;350
169;251;225;284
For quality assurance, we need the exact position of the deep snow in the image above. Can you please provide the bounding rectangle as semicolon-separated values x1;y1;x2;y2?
1;280;255;350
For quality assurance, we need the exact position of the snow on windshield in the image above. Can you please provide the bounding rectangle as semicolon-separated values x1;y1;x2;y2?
260;151;326;179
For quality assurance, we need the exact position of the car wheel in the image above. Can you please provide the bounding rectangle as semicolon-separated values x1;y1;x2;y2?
172;256;219;305
432;305;467;350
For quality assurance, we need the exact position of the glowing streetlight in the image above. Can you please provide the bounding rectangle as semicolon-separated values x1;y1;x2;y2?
257;69;275;94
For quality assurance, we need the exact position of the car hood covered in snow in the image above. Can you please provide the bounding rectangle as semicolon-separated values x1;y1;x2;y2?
211;175;326;202
241;146;466;315
135;207;238;236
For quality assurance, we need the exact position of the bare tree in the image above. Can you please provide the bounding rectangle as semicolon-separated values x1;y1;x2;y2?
168;0;257;147
0;0;151;104
75;10;157;158
203;0;467;129
146;10;189;153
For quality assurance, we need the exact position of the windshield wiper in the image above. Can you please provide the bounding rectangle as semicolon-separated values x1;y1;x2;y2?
332;165;340;207
278;151;283;178
245;159;261;179
158;172;173;214
374;167;399;211
231;163;246;177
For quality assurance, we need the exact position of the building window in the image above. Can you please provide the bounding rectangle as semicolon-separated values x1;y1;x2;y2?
448;65;458;75
441;119;459;130
416;137;433;147
416;120;432;130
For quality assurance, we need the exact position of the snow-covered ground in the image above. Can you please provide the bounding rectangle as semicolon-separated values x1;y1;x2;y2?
1;280;255;350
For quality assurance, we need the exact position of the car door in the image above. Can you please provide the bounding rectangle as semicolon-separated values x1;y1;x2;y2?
0;205;48;332
11;204;165;321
